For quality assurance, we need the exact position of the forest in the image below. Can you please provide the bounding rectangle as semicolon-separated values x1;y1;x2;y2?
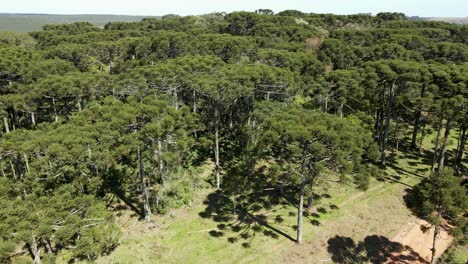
0;10;466;264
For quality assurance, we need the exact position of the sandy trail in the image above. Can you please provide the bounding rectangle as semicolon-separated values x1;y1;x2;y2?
391;218;453;263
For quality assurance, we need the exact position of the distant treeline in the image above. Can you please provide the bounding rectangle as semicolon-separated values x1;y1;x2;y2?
0;13;156;32
0;13;467;33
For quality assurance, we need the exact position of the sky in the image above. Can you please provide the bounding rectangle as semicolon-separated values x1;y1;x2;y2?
1;0;467;17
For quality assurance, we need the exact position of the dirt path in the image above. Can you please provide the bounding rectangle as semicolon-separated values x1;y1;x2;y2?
276;180;454;264
392;218;453;263
338;184;384;208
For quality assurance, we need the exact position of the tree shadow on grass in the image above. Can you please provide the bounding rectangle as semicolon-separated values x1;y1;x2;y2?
388;163;427;179
101;167;143;218
199;190;296;245
198;157;299;245
327;235;428;263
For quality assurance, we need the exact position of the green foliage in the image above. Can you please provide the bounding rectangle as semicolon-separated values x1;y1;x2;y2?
413;168;467;239
0;8;467;263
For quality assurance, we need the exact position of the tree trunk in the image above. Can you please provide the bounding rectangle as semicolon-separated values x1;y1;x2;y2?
77;98;82;112
158;139;165;187
31;235;41;264
11;112;16;131
31;112;36;126
339;102;343;119
214;106;221;190
278;181;284;196
394;118;400;153
374;110;381;142
307;197;313;210
3;117;10;133
9;160;16;179
381;82;396;166
411;84;426;149
173;86;179;110
431;225;439;264
0;163;5;178
419;123;426;151
193;89;197;114
411;110;421;149
138;146;151;221
324;96;328;113
431;118;443;172
297;144;308;244
193;90;198;138
52;97;58;123
23;154;30;174
437;118;452;170
455;126;466;165
87;144;92;159
297;180;305;244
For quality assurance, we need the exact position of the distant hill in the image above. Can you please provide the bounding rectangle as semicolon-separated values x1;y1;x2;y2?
409;16;468;25
425;17;468;25
1;13;467;33
0;13;156;32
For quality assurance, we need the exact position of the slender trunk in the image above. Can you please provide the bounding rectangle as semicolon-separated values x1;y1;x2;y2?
173;86;178;110
214;106;221;190
431;225;439;264
437;118;452;170
87;144;92;159
411;110;422;149
193;89;197;114
31;112;36;126
297;180;305;244
52;97;58;123
232;195;237;214
297;144;308;244
9;160;16;179
0;163;5;177
455;126;466;165
339;102;343;119
307;197;313;210
278;181;284;196
381;82;395;166
324;96;328;113
419;123;426;151
23;154;30;174
374;111;380;142
158;139;165;187
138;146;151;221
394;118;400;154
193;90;197;138
3;117;10;133
11;112;16;131
77;98;82;112
431;118;443;172
411;85;426;149
45;239;53;254
31;235;41;264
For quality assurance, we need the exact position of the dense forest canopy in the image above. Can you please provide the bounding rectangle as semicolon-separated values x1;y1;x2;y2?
0;10;466;264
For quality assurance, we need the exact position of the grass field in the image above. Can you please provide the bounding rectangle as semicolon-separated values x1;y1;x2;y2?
86;177;416;264
53;124;468;264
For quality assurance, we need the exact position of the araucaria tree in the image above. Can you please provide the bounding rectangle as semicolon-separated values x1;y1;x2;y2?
0;8;467;263
255;103;376;243
412;168;467;264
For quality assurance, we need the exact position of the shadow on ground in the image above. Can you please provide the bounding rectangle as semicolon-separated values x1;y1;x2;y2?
327;235;428;263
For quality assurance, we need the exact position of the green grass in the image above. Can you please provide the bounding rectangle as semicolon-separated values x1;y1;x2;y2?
85;175;416;264
55;126;463;264
451;246;468;263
